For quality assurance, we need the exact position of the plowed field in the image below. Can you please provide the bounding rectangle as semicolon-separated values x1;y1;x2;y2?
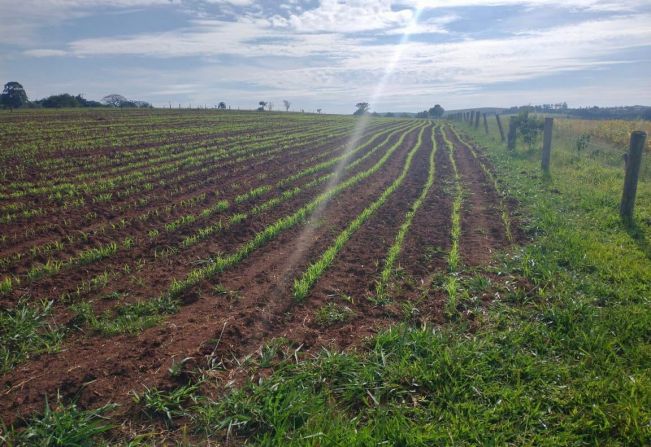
0;110;514;429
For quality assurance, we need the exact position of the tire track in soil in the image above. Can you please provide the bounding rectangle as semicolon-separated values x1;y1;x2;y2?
444;126;509;265
0;124;424;424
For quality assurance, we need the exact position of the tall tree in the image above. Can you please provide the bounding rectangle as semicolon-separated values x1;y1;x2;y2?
217;102;226;109
428;104;444;118
1;82;29;110
353;102;369;116
102;94;129;107
283;100;291;112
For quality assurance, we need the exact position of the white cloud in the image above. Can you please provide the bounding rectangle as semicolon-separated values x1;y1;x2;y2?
23;49;68;57
5;0;651;110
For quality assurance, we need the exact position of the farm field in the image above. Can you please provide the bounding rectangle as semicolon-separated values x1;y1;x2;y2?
0;109;518;442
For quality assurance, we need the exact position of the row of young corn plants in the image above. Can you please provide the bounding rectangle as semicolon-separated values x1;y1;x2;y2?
155;125;424;308
1;120;349;201
374;124;439;301
3;112;339;183
1;117;296;190
440;126;464;316
58;122;416;306
448;125;513;242
5;120;401;257
0;120;373;248
5;118;382;233
70;123;425;333
293;124;429;300
0;123;410;300
179;122;420;249
1;118;351;200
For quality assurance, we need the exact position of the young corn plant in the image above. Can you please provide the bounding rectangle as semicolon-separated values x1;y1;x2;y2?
442;127;463;317
374;125;439;301
294;124;428;300
166;124;425;302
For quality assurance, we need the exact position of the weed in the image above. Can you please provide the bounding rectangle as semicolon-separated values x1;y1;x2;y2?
314;302;355;327
6;398;116;446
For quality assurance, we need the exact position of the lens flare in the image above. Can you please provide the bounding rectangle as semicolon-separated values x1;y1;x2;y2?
276;5;425;288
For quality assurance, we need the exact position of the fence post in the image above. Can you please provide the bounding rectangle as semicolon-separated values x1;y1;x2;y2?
507;117;517;151
474;111;480;129
495;114;505;142
483;113;489;134
541;117;553;172
620;131;647;222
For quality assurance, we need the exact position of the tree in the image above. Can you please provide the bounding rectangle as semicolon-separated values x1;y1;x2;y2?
102;94;129;107
514;110;544;151
428;104;444;118
132;101;152;108
41;93;78;108
1;82;29;110
316;108;322;114
283;100;291;112
353;102;369;116
217;102;226;110
257;101;267;112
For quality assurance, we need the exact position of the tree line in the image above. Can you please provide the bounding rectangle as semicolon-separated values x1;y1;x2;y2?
0;82;152;110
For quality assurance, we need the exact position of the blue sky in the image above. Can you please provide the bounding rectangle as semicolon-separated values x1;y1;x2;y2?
1;0;650;113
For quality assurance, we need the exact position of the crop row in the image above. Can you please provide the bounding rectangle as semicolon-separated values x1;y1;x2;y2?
1;120;408;262
440;126;463;315
448;127;513;241
72;123;425;333
0;122;415;302
374;124;439;301
293;123;429;300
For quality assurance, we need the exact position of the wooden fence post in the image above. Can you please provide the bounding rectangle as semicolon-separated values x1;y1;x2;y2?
495;114;505;142
483;113;489;134
474;111;480;129
541;117;553;172
620;131;647;222
507;117;517;151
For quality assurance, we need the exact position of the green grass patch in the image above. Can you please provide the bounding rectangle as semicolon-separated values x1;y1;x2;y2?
0;299;64;374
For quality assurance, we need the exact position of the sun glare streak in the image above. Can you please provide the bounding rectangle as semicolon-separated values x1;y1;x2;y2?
274;6;425;288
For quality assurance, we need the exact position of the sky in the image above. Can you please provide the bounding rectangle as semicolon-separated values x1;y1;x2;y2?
1;0;650;113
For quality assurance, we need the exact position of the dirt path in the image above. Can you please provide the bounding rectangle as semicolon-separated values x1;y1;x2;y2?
445;127;509;265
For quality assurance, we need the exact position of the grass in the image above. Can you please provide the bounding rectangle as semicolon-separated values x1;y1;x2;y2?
70;296;179;335
314;302;355;327
0;299;64;374
1;398;116;447
132;383;200;425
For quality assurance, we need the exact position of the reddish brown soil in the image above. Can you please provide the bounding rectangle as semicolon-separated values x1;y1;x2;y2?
0;119;517;430
445;127;510;264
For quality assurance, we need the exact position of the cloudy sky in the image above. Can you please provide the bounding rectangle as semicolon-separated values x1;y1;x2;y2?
1;0;650;113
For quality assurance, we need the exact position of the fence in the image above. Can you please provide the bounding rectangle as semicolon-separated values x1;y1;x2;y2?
448;111;650;223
